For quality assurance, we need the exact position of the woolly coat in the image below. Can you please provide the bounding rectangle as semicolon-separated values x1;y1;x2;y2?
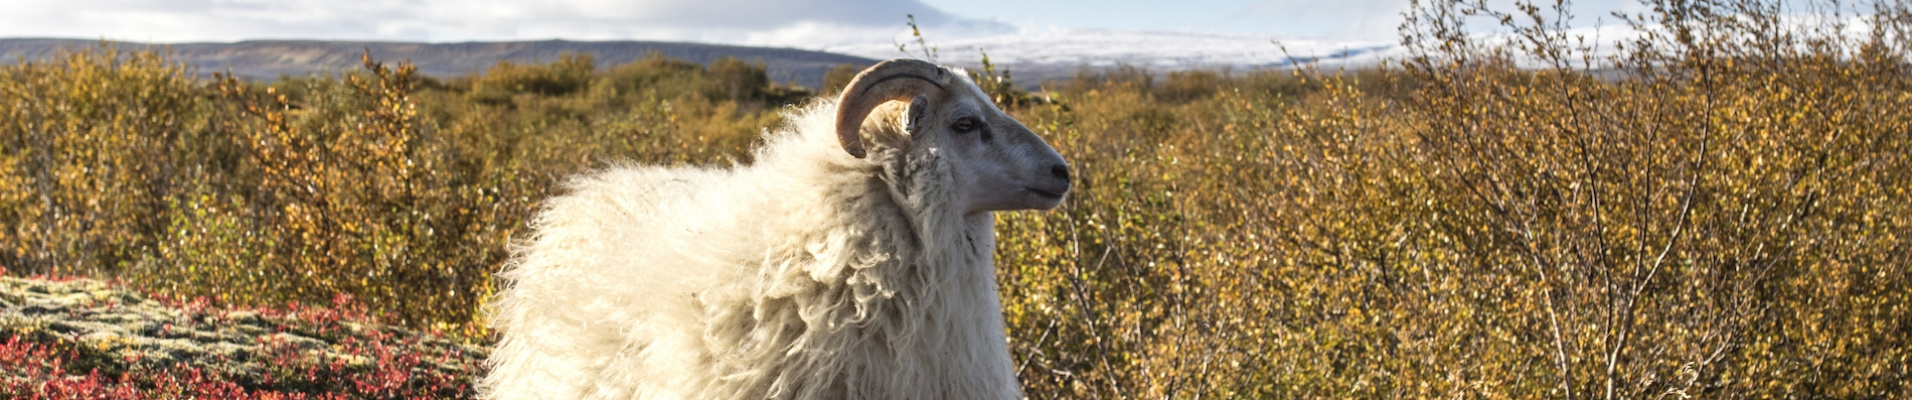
483;98;1022;400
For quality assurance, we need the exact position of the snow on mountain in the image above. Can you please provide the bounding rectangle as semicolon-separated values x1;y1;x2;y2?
822;28;1403;78
811;23;1670;83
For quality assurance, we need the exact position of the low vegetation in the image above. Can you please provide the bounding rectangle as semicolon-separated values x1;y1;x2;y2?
0;0;1906;398
0;269;484;398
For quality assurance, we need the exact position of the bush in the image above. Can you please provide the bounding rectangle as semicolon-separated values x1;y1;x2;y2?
0;48;780;336
468;53;595;104
1156;70;1223;102
0;45;199;279
820;62;863;95
997;0;1910;398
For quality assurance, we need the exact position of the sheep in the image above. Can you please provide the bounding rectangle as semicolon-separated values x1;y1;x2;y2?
482;58;1073;400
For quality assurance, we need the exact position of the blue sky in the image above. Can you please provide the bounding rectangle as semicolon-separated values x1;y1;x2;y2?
0;0;1647;46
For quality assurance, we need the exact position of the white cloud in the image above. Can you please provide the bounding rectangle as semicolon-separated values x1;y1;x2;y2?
1220;0;1651;40
0;0;1013;46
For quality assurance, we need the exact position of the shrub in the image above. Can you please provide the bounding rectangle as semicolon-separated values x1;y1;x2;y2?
1156;70;1223;103
0;48;774;335
820;62;862;95
468;53;595;105
0;45;201;278
996;0;1910;398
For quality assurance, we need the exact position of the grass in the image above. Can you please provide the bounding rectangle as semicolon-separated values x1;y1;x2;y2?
1;0;1909;398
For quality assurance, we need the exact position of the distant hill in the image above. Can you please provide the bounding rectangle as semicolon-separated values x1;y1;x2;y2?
828;29;1400;85
0;38;879;89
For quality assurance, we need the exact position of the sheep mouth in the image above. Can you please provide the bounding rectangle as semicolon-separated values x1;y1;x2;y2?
1023;186;1068;201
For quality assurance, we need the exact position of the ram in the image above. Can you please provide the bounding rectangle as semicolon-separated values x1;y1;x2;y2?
483;59;1072;400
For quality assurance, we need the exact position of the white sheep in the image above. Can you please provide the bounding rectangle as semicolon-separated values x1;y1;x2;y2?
483;59;1072;400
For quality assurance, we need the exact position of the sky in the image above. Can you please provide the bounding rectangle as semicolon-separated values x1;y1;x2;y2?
0;0;1652;49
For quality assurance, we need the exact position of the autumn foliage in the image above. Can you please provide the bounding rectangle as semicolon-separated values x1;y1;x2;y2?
0;0;1908;398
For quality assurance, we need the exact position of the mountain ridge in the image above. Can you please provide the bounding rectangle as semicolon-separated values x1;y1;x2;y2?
0;38;880;88
3;33;1404;90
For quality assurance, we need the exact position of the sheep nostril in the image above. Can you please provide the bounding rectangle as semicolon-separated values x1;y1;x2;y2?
1051;165;1071;182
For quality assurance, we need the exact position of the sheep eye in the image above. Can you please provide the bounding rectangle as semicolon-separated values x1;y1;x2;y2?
951;118;978;133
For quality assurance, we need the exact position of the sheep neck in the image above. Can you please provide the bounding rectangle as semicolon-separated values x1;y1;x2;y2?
694;145;1019;400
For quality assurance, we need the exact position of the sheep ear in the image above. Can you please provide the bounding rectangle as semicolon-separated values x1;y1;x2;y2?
835;59;949;158
904;95;931;135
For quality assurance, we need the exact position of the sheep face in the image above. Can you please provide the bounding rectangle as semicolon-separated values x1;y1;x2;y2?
905;91;1071;213
837;59;1072;214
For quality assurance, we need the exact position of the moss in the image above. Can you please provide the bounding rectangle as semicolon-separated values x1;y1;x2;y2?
0;275;486;397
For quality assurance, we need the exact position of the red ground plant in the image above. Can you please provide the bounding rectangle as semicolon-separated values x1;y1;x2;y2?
0;268;485;399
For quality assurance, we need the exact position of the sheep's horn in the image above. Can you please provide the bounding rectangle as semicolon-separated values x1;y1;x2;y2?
834;59;951;158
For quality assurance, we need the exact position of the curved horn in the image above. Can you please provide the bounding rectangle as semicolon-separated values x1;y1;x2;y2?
834;59;950;158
